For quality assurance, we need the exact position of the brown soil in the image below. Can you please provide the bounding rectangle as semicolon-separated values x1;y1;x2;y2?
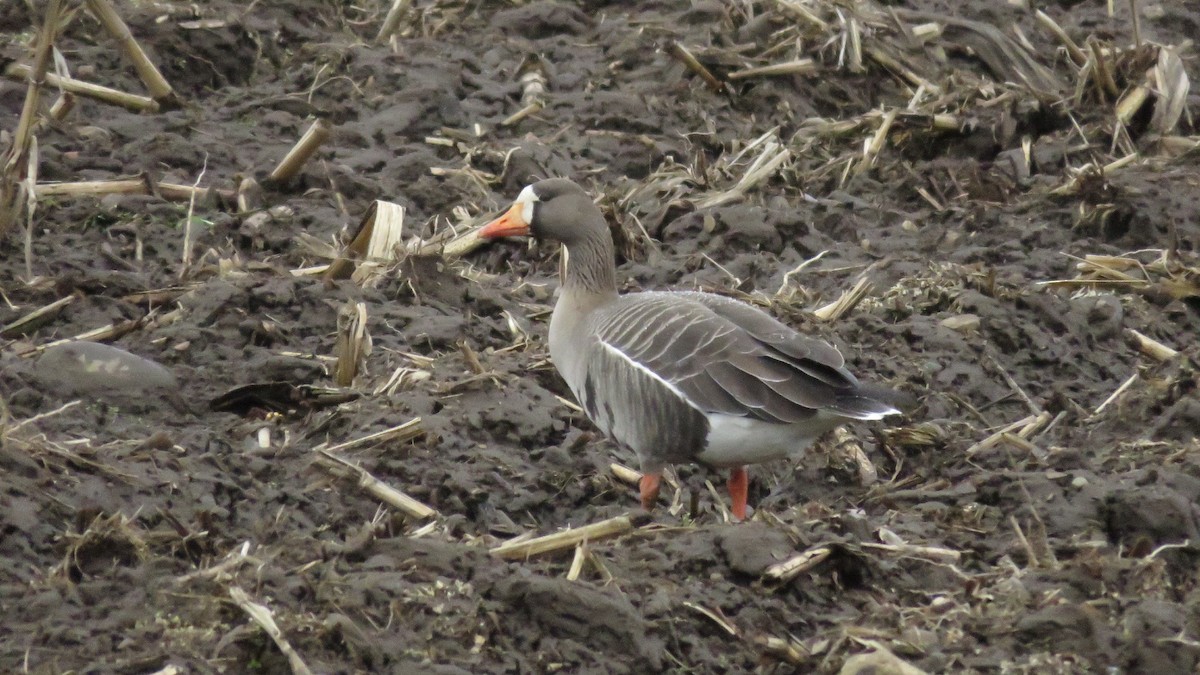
2;1;1199;673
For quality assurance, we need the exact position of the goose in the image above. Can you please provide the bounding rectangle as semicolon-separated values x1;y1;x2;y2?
479;178;907;520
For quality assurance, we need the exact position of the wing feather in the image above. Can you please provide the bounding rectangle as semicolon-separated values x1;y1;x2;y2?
590;291;898;424
681;291;850;371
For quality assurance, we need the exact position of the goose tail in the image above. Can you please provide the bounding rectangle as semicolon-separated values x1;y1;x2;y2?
830;382;915;421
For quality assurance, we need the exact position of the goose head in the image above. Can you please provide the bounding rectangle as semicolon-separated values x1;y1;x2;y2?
479;178;603;246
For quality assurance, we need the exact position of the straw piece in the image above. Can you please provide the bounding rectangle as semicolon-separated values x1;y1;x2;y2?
317;448;437;520
175;542;256;584
684;602;739;636
237;176;264;212
1010;514;1041;568
1127;328;1178;362
866;47;938;93
855;109;898;174
1077;254;1139;273
3;63;157;112
986;353;1041;415
1087;39;1120;98
4;400;81;433
910;22;942;43
929;114;960;131
179;157;207;271
566;542;587;581
33;176;235;202
812;278;872;322
965;413;1049;455
500;101;544;127
763;545;834;582
357;201;406;281
333;302;369;386
845;14;864;73
320;417;425;455
491;515;633;560
36;92;76;133
753;635;809;666
0;295;74;338
376;0;412;43
452;340;483;376
667;41;726;93
84;0;180;107
18;317;147;358
841;644;929;675
1050;153;1139;196
518;56;548;107
35;178;145;196
421;225;488;260
268;118;332;185
155;180;227;202
695;140;791;209
1092;372;1139;416
859;541;962;563
179;19;227;30
833;427;877;485
1150;46;1189;135
1033;10;1087;66
0;0;65;236
228;587;314;675
324;200;404;281
610;462;642;485
1017;411;1053;439
774;0;829;31
1129;0;1142;48
1115;83;1151;125
727;59;817;80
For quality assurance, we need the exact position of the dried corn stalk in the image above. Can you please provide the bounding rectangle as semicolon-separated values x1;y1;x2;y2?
1150;47;1189;135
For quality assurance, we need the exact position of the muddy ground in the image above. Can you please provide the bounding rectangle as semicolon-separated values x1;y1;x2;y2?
2;0;1199;673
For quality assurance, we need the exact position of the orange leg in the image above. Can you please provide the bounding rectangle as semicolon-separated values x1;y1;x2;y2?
728;466;749;521
639;472;662;511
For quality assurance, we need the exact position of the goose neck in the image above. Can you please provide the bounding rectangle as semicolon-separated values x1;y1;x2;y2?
560;229;618;300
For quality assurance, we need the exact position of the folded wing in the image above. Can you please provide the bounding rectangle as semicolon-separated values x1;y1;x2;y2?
589;292;900;425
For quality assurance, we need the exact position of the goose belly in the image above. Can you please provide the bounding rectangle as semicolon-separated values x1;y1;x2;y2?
695;413;843;468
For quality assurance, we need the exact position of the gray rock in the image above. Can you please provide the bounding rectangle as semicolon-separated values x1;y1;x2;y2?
33;341;188;412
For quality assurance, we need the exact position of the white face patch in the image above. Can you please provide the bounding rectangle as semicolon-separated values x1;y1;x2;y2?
516;184;539;225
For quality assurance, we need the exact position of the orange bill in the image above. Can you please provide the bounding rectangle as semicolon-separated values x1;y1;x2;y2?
478;202;531;238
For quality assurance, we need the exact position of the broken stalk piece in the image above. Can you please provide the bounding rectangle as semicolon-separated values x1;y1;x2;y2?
491;515;634;560
0;0;65;236
3;63;157;112
85;0;180;108
317;447;437;521
268;118;332;185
